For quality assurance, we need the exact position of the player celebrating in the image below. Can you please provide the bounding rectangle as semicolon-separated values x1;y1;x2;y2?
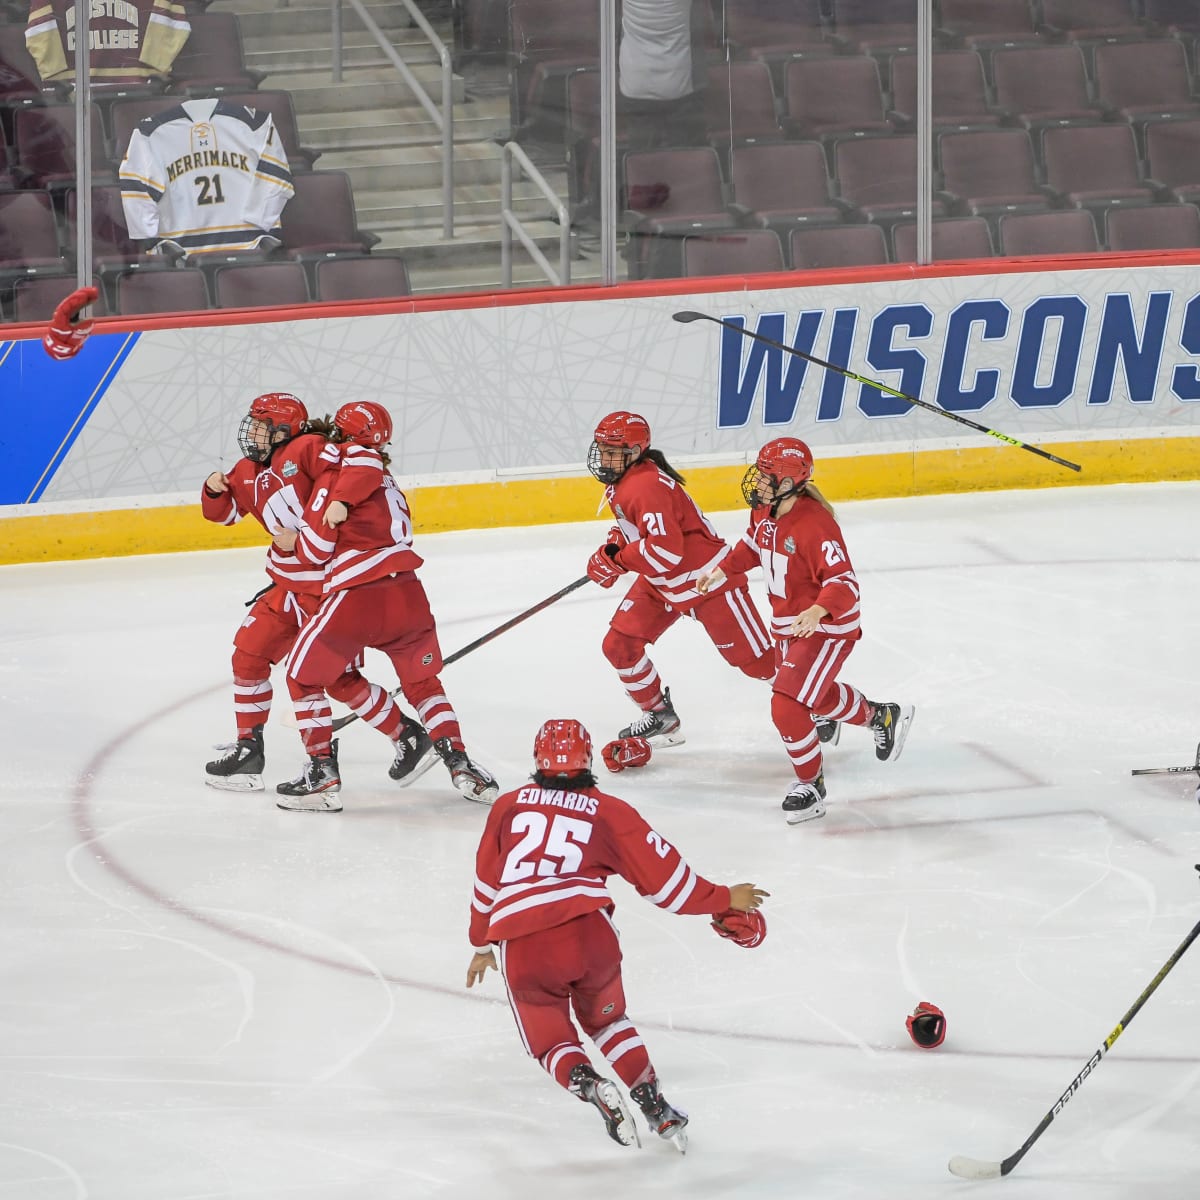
466;718;768;1152
584;410;778;748
699;437;914;824
276;400;498;811
201;392;432;793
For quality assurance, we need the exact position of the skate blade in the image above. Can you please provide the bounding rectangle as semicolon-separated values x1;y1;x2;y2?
645;730;686;748
662;1123;688;1155
205;774;264;792
453;778;499;806
276;791;343;813
784;801;827;826
389;745;439;787
884;704;916;763
594;1080;641;1148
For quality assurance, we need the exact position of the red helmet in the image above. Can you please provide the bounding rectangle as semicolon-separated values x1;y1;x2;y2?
533;718;594;776
239;392;308;461
335;401;393;447
587;411;651;483
741;437;814;509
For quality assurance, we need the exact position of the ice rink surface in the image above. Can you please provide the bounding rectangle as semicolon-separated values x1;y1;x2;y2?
4;481;1200;1200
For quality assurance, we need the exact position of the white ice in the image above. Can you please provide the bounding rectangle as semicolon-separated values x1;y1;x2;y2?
3;482;1200;1200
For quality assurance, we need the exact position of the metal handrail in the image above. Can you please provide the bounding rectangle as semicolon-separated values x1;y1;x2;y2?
332;0;454;238
500;143;570;287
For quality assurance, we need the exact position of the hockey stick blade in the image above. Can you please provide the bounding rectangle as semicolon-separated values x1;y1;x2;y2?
671;310;1082;473
947;1156;1002;1180
1131;740;1200;776
947;914;1200;1181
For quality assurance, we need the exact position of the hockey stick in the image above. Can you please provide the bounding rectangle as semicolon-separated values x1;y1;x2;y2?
948;904;1200;1180
1131;742;1200;777
671;310;1082;473
329;575;592;733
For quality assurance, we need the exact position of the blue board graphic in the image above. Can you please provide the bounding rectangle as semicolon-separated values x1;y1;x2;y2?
0;331;140;504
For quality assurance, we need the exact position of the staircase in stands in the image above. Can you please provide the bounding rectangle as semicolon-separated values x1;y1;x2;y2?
230;0;607;294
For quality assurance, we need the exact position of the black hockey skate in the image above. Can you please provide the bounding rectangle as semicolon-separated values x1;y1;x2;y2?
388;715;438;786
630;1078;689;1154
569;1063;640;1148
815;717;841;746
275;740;342;812
618;687;685;747
434;738;499;804
868;702;915;763
782;771;827;825
205;725;265;792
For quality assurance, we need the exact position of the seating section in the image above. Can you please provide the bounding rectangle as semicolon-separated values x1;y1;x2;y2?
10;272;105;322
9;0;1200;318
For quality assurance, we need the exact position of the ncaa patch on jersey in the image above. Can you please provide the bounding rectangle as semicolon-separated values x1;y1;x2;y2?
282;460;298;477
422;653;433;665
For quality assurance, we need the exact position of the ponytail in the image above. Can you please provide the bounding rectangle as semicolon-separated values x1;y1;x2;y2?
640;448;686;485
802;481;836;518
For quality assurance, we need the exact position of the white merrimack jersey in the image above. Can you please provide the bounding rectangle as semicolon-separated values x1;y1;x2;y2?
119;97;293;256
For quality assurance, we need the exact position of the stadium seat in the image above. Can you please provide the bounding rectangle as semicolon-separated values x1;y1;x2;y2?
314;254;412;302
11;273;105;322
889;50;1002;132
1145;117;1200;203
1092;40;1200;155
280;171;379;257
13;103;109;188
729;141;845;236
1105;202;1200;250
789;223;889;269
167;11;264;93
997;209;1101;255
1041;123;1160;212
681;229;785;277
783;56;893;154
705;61;784;149
0;190;67;281
990;45;1105;154
892;216;994;261
115;265;211;314
835;135;945;226
937;128;1053;222
212;261;310;309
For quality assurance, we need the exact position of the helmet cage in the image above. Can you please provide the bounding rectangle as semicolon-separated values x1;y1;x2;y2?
587;439;640;484
238;393;307;462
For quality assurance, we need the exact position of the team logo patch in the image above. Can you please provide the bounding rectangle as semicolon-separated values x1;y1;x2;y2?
421;652;433;665
281;460;298;477
602;1002;615;1015
784;536;796;553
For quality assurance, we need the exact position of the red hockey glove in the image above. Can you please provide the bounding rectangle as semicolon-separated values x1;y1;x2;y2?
586;542;628;588
605;523;630;550
710;907;767;949
906;1001;946;1048
42;286;99;361
601;736;652;773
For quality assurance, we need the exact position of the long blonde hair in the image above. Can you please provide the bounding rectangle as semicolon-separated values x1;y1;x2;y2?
801;480;835;518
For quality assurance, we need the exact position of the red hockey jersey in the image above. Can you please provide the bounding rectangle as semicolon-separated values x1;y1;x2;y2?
26;0;190;85
294;460;423;593
200;434;376;595
469;782;731;946
605;459;732;609
723;496;862;640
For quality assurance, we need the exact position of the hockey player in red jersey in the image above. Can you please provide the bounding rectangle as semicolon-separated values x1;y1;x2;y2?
465;717;768;1152
699;437;914;824
201;393;431;794
585;410;776;748
276;400;498;812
